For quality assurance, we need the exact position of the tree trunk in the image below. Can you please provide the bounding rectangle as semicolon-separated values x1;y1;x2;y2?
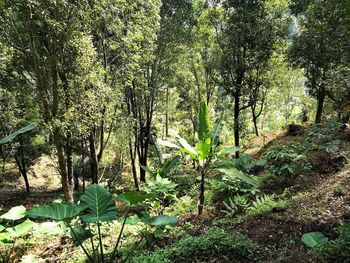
234;91;240;158
53;128;73;202
89;130;99;184
129;137;139;191
14;153;30;193
315;86;326;124
253;114;259;137
165;86;169;137
197;168;205;216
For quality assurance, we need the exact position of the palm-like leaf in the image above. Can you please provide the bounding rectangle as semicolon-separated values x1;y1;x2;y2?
198;101;210;142
158;155;180;177
211;111;224;148
26;203;82;222
79;184;117;223
218;168;259;187
0;123;36;145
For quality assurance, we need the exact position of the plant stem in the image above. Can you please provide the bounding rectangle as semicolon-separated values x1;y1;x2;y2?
111;209;129;260
97;222;105;263
69;226;94;263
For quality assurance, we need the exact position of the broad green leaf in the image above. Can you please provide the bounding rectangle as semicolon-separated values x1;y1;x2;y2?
117;192;157;206
217;146;240;157
70;227;93;246
0;232;13;244
198;101;210;142
301;232;328;248
178;137;198;158
211;111;224;148
148;215;178;227
33;222;65;235
154;228;164;238
196;140;211;160
157;139;180;149
1;205;26;221
7;220;34;237
80;184;117;223
0;225;4;232
26;203;82;221
158;155;181;177
0;123;36;145
140;165;156;177
118;215;141;225
218;168;259;187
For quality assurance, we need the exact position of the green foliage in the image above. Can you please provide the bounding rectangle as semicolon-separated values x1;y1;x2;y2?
164;196;196;216
0;206;26;221
247;194;287;216
0;124;36;145
131;227;256;263
301;232;328;248
221;195;249;217
315;224;350;262
265;144;311;178
26;184;176;263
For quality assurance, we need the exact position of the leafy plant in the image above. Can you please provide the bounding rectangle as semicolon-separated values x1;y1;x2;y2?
303;224;350;262
265;144;311;178
26;184;177;263
0;206;35;263
131;227;256;263
160;101;258;215
221;195;249;217
247;194;286;216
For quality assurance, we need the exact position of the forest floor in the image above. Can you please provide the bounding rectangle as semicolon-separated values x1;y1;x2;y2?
0;125;349;262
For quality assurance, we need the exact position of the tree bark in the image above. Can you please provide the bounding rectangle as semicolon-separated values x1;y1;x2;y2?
315;86;326;124
89;130;99;184
197;168;205;216
234;90;240;159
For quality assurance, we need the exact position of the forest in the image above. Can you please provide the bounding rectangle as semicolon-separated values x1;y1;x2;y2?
0;0;349;262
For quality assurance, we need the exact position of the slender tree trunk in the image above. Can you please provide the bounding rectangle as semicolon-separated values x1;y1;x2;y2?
252;114;259;137
165;86;169;137
234;91;240;158
197;168;205;216
53;128;73;202
89;130;99;184
315;86;326;124
128;137;139;191
14;150;30;193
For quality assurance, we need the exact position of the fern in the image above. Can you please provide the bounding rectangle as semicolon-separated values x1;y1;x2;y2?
248;194;286;216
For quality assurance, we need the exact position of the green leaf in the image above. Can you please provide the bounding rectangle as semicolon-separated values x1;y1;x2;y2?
117;192;157;206
80;184;117;223
1;205;26;221
218;168;259;187
148;215;178;227
178;137;198;158
211;111;224;148
158;155;181;177
0;225;4;232
70;227;93;246
196;140;211;160
301;232;328;248
33;222;65;235
7;220;34;237
118;215;141;225
0;123;36;145
0;232;13;244
198;101;210;142
154;228;164;238
217;146;240;157
26;203;82;222
140;165;156;177
157;139;180;149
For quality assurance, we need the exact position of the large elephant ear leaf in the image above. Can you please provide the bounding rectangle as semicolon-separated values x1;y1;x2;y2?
26;203;82;222
198;101;210;142
1;205;26;221
301;232;328;248
148;215;177;227
117;192;157;206
0;123;36;145
80;184;117;223
70;227;94;246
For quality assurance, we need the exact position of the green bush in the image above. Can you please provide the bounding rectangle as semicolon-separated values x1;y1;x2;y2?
265;144;310;178
132;227;257;263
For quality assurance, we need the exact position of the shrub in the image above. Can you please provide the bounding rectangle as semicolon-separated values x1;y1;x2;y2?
132;227;257;263
264;144;311;178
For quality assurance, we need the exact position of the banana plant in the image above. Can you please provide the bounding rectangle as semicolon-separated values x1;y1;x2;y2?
26;184;177;263
159;101;258;216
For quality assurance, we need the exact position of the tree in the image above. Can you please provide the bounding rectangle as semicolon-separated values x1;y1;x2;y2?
289;0;348;123
212;0;289;157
